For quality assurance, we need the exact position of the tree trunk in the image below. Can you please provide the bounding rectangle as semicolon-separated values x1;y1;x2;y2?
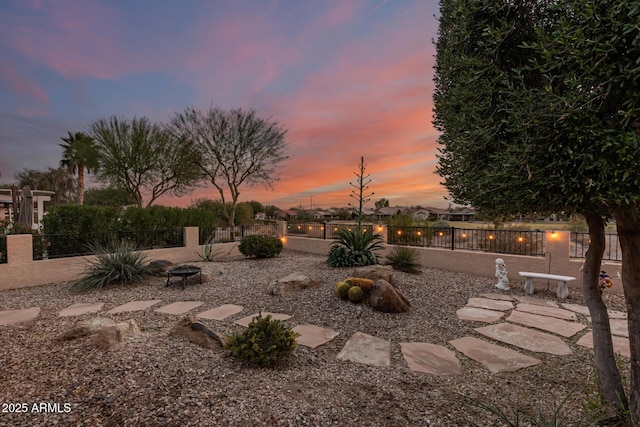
78;166;85;205
615;208;640;424
583;212;628;416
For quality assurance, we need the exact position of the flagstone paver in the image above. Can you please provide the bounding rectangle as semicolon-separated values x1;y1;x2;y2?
610;319;629;337
197;304;243;321
456;306;504;323
608;310;627;319
59;302;104;317
515;303;577;321
107;300;162;314
506;310;586;338
466;298;513;311
154;301;204;315
577;331;630;358
0;307;40;325
292;324;339;349
450;336;540;373
475;323;572;355
337;332;391;367
515;296;559;307
400;342;462;375
234;312;292;327
479;293;515;301
561;303;590;316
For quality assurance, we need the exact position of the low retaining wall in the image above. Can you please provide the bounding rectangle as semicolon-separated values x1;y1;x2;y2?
0;226;622;295
0;228;240;291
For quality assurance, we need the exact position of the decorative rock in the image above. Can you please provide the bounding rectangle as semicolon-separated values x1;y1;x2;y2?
91;320;141;350
269;272;321;296
170;317;225;349
57;317;116;341
353;265;394;285
369;279;410;313
148;259;173;276
201;272;213;283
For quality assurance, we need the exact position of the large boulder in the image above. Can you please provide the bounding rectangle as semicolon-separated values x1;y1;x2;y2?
170;317;225;350
57;317;116;341
353;265;394;285
369;279;410;313
269;272;321;296
91;320;141;350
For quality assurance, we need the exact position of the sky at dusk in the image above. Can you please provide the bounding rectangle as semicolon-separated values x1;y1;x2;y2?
0;0;447;209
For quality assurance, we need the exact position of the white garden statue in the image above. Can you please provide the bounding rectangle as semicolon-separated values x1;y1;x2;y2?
495;258;510;290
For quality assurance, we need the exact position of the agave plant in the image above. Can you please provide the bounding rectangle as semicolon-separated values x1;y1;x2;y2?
327;228;384;267
72;239;150;291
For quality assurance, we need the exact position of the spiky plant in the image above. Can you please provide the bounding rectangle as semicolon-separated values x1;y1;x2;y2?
327;228;384;267
72;239;150;291
385;246;422;274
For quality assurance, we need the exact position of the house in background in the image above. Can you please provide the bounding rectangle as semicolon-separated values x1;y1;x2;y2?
0;188;55;230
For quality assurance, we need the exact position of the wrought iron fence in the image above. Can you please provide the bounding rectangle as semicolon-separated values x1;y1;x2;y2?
287;222;377;239
199;224;278;244
388;226;546;256
33;229;184;260
570;232;621;261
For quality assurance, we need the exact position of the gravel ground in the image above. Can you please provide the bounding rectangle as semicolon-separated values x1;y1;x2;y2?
0;250;629;426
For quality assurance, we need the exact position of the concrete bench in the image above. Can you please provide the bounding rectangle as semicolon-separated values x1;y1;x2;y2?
519;272;577;299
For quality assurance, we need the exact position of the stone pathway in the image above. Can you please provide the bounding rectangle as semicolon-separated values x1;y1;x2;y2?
0;293;631;376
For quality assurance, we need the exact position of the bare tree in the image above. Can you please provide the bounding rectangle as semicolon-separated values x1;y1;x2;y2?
90;116;201;207
171;107;289;228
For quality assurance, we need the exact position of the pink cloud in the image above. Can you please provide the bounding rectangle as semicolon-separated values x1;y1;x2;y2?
0;62;49;106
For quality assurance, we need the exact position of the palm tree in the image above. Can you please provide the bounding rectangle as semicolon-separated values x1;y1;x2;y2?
59;132;100;205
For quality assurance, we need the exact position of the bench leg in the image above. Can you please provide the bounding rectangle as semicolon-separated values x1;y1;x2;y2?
524;278;534;295
556;281;568;299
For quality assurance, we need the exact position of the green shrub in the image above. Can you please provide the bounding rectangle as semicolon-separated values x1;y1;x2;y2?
430;220;450;229
72;239;150;292
385;246;421;274
225;313;299;367
327;228;384;267
238;235;283;258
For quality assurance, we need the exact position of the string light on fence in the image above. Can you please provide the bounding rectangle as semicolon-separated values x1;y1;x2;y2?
488;235;495;240
517;236;524;243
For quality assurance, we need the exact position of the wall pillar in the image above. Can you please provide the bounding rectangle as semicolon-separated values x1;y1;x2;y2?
7;234;33;265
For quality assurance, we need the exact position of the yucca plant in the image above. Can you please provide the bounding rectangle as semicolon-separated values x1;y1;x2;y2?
385;246;421;274
72;239;150;291
327;228;384;267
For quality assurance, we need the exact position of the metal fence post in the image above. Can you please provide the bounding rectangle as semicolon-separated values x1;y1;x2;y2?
451;227;455;250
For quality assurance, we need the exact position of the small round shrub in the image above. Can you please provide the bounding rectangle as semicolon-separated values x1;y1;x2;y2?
347;286;365;303
238;235;283;258
335;281;350;299
224;313;299;367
